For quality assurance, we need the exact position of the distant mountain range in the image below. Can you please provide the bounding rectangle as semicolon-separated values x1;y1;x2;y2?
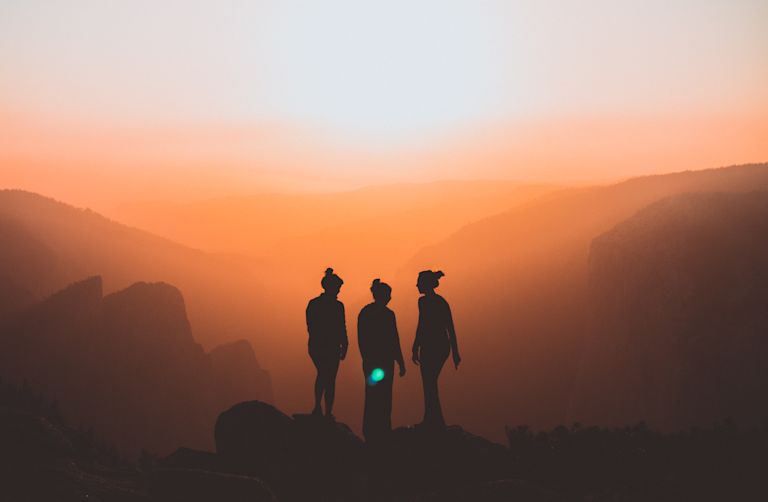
0;189;269;349
0;276;272;455
397;163;768;436
2;163;768;443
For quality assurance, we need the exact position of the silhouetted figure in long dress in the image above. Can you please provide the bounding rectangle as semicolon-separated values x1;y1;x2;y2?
358;279;405;441
306;268;348;419
412;270;460;428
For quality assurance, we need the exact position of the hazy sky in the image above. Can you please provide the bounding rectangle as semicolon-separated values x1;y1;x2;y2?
1;0;766;202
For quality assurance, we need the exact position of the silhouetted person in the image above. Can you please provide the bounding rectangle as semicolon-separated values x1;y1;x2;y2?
412;270;460;429
306;268;348;419
358;279;405;441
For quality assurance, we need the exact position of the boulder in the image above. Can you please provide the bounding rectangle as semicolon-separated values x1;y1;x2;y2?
291;413;366;496
215;402;367;500
215;401;296;475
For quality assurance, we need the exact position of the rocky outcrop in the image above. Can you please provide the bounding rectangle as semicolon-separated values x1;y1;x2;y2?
215;401;296;476
214;400;509;501
0;277;273;456
210;340;274;406
572;192;768;428
0;386;277;502
102;282;196;349
215;402;364;500
1;393;517;502
4;388;766;502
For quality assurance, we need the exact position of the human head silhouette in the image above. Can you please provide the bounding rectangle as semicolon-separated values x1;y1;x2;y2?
370;278;392;305
417;270;444;294
321;268;343;297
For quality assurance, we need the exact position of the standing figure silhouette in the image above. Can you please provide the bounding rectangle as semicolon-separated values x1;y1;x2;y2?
305;268;348;419
412;270;460;429
357;279;405;441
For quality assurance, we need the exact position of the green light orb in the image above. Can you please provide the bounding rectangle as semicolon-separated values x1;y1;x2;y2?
370;368;385;384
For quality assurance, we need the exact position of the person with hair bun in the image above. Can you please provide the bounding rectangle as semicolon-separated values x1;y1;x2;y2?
412;270;460;428
305;268;348;419
357;278;405;441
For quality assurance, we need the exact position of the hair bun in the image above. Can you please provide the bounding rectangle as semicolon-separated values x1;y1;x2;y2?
372;278;381;287
325;268;334;276
436;270;445;278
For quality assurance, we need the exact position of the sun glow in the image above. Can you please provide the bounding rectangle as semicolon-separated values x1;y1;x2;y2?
260;1;513;145
1;0;766;194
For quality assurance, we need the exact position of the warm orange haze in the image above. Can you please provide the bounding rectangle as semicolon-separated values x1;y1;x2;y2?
2;1;768;500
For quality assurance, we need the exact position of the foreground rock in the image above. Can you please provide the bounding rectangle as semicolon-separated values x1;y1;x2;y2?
215;401;511;501
215;401;366;500
0;398;278;502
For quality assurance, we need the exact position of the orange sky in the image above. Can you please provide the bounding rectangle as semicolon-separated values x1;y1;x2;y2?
1;0;767;208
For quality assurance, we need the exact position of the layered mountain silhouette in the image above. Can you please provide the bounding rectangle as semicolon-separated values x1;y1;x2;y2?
3;162;768;500
0;189;268;348
113;181;556;260
571;191;768;428
3;163;768;443
0;276;272;456
400;163;768;437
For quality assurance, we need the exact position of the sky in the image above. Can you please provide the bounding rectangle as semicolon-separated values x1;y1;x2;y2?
1;0;767;205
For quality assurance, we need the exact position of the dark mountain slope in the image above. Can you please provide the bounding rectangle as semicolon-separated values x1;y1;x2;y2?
0;217;65;297
400;163;768;436
572;191;768;428
0;277;273;456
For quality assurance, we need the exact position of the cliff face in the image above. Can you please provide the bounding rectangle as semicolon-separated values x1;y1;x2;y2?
400;163;768;434
210;340;274;407
0;277;273;456
572;192;768;428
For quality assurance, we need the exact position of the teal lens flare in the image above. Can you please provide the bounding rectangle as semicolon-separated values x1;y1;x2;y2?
367;368;385;385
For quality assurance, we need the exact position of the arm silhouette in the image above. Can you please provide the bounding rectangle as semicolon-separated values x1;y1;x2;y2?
445;301;460;369
412;296;424;365
339;302;348;360
392;310;406;376
305;301;314;339
357;308;370;361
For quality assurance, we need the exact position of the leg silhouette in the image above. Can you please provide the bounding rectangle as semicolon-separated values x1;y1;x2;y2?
311;353;340;416
420;354;447;427
313;370;324;414
323;358;340;417
363;362;394;441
